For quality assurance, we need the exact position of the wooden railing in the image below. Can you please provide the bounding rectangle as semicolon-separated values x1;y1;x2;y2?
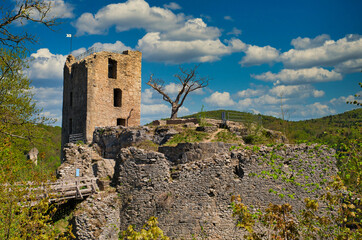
48;177;98;202
69;133;85;143
3;178;99;206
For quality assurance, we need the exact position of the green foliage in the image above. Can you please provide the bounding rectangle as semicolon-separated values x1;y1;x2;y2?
165;129;209;146
230;195;258;238
231;181;362;239
0;138;73;239
213;130;241;143
336;138;362;194
0;1;65;238
119;216;169;240
242;135;260;145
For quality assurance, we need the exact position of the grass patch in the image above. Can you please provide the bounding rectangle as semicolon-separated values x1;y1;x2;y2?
134;140;159;151
164;129;209;146
213;130;241;143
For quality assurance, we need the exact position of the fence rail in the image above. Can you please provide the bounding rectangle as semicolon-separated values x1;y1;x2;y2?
74;47;127;61
5;177;99;205
222;111;263;125
69;133;85;143
49;177;98;202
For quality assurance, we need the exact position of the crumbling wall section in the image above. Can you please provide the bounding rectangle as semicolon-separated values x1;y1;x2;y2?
62;137;337;239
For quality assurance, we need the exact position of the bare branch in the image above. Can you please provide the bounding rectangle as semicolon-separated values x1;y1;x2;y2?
0;0;59;49
147;65;209;119
0;131;27;140
146;75;173;104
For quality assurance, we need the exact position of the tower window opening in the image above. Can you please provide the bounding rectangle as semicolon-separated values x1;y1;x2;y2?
117;118;126;126
114;88;122;107
108;58;117;79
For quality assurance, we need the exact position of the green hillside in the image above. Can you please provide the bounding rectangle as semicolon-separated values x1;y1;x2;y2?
183;108;362;144
12;124;62;180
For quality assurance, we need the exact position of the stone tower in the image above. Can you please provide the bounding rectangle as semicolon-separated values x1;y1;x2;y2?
61;50;142;150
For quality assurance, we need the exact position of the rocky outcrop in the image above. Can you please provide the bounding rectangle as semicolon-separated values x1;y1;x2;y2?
93;126;153;159
27;147;39;165
92;125;180;158
57;143;115;181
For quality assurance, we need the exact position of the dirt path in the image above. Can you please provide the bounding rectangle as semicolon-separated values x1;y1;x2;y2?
204;128;224;142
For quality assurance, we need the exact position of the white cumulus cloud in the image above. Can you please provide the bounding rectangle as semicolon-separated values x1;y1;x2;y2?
240;45;280;66
163;2;181;10
227;27;242;36
291;34;331;50
334;58;362;73
269;85;325;98
204;91;235;107
26;48;67;81
90;41;132;52
141;104;170;115
281;34;362;69
138;33;245;63
73;0;246;64
74;0;185;35
252;67;343;85
48;0;75;19
164;83;182;95
141;89;156;104
299;102;336;117
160;18;221;41
237;88;266;98
32;87;63;125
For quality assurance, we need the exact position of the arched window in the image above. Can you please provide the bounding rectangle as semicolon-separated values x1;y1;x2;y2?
108;58;117;79
114;88;122;107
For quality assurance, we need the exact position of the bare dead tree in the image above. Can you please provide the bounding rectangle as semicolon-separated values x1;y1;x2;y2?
147;65;209;119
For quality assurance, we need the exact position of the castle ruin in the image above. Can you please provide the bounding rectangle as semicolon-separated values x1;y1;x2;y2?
61;50;142;151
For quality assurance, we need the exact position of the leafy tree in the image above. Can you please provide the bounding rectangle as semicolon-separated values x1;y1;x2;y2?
0;1;67;238
147;65;209;119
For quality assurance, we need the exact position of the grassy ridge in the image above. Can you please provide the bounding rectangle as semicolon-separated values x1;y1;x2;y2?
183;108;362;144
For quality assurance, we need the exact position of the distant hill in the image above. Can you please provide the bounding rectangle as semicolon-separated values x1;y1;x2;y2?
183;108;362;144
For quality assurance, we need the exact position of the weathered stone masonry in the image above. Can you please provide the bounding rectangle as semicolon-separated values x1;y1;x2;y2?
61;50;142;155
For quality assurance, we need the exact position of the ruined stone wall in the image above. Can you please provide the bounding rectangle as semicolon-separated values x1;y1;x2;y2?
63;141;337;239
111;144;337;239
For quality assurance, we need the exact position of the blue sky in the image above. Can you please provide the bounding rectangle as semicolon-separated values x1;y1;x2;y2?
16;0;362;125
